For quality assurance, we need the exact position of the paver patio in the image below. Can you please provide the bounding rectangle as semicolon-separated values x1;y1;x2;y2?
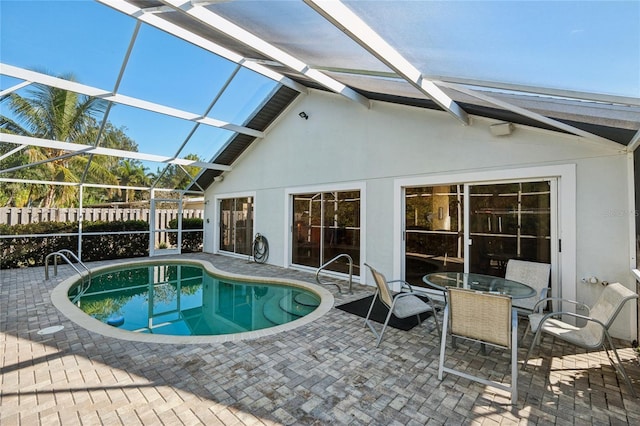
1;253;639;425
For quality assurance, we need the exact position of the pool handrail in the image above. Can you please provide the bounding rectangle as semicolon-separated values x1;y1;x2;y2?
45;250;92;302
315;253;353;294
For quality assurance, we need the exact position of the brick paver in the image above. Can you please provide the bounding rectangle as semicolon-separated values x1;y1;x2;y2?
1;253;639;425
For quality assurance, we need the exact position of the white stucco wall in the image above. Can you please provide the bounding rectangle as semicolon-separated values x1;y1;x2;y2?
204;89;636;340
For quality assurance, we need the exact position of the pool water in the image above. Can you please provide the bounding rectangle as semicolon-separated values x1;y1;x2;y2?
69;264;321;336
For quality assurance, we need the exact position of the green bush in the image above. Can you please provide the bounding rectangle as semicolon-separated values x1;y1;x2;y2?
81;220;149;261
0;220;149;269
168;217;203;253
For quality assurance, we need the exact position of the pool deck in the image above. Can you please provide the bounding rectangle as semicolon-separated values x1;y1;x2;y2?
1;253;639;425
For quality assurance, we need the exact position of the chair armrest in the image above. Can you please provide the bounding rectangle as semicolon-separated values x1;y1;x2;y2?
392;288;440;307
529;287;551;313
539;287;549;300
388;279;415;292
537;310;607;330
531;297;589;314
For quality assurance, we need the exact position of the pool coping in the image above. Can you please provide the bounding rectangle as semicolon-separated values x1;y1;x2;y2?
50;257;335;345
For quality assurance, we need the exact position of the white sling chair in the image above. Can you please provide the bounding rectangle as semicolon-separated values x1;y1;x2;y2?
505;260;551;315
523;282;638;397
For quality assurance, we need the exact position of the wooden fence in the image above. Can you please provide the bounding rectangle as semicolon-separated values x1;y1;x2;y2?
0;207;204;247
0;207;203;226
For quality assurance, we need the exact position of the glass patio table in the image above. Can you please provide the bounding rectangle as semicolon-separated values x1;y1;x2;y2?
422;272;536;299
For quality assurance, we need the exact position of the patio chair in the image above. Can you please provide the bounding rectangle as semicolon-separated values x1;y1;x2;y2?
505;259;551;315
523;282;638;397
438;288;519;403
363;263;440;347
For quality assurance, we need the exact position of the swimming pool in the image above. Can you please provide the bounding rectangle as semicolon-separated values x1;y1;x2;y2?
51;258;333;344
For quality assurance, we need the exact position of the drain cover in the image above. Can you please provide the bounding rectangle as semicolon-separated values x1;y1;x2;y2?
37;325;64;335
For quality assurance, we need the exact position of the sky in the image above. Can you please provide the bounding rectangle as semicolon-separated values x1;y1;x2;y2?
0;0;278;175
1;0;639;173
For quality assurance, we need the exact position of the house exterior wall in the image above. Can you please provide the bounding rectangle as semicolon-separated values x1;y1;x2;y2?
204;89;636;340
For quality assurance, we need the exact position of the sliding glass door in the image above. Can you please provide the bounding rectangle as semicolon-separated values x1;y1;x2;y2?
291;190;360;275
404;180;553;288
219;197;253;256
404;185;464;285
467;181;551;276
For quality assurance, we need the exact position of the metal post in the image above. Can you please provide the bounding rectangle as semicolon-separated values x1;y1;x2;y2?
78;185;83;260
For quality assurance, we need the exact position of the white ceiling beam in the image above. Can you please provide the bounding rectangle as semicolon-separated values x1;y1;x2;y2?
0;133;233;172
162;0;371;109
0;63;264;138
96;0;308;94
0;177;154;192
626;129;640;152
0;145;26;162
316;66;640;107
438;80;625;151
0;177;81;187
0;80;32;97
305;0;469;125
428;75;640;108
0;177;202;194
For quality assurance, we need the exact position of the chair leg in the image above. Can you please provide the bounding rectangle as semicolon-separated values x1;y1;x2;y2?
603;331;637;397
511;311;518;404
376;309;395;347
431;306;441;339
523;327;543;369
364;291;379;328
438;305;450;380
521;322;532;346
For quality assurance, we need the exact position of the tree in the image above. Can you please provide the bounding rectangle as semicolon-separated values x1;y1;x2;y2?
151;153;202;194
116;159;150;203
0;73;130;207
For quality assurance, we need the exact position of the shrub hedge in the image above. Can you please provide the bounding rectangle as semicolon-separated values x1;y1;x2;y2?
168;217;203;253
0;220;149;269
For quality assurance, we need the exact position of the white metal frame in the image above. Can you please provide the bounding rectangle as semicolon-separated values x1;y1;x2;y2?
0;133;232;173
96;0;308;95
305;0;469;125
0;64;264;139
149;190;183;256
161;0;371;109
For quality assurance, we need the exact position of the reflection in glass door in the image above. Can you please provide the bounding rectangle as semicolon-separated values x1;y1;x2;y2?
291;191;360;275
404;180;553;288
467;181;551;276
219;197;253;255
404;185;464;287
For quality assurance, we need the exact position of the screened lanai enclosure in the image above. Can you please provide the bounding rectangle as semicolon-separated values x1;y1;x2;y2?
2;0;639;298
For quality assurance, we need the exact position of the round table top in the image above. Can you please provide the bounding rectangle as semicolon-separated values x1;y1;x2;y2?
422;271;536;299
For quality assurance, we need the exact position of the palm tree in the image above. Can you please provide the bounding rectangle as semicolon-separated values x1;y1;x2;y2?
0;72;114;207
153;153;202;192
116;160;150;203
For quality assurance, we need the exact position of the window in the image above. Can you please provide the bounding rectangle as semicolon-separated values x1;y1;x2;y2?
468;181;551;275
404;180;552;287
219;197;253;255
291;190;360;275
405;185;464;283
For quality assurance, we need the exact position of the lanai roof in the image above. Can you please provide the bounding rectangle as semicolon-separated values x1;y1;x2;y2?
1;1;639;193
